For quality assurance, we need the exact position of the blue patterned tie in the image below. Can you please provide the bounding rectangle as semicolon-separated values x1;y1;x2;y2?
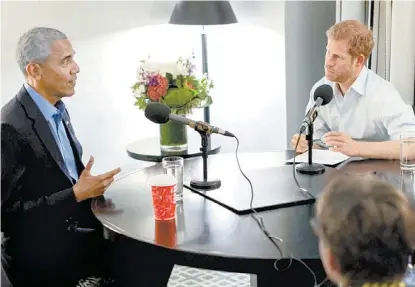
52;111;79;181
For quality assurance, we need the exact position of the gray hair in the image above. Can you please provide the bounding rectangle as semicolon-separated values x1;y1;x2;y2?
16;27;67;74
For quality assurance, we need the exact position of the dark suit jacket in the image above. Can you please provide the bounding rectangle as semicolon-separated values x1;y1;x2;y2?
1;86;107;286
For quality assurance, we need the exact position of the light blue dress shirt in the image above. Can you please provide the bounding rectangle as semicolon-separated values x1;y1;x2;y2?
24;83;79;182
306;66;415;142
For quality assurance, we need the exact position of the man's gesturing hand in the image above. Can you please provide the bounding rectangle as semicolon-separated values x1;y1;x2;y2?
323;132;361;157
73;156;122;202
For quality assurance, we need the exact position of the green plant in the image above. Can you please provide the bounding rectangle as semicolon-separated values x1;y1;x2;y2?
131;56;214;115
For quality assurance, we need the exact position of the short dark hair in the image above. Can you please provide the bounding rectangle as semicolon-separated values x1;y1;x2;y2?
314;174;415;283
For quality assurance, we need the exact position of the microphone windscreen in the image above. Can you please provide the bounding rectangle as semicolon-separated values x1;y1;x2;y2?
144;102;171;124
313;84;333;106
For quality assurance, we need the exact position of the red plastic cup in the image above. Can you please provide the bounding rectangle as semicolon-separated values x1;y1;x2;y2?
155;219;177;248
149;174;176;221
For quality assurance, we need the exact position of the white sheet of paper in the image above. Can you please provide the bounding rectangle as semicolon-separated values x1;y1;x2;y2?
287;149;351;166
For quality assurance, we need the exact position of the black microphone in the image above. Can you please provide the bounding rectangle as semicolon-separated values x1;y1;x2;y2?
144;102;235;137
299;84;333;134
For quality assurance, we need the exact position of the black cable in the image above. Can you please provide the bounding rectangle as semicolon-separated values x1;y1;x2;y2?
293;133;314;200
232;134;328;287
232;135;284;257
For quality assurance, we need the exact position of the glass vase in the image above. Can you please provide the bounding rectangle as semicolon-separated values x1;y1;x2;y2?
159;119;188;152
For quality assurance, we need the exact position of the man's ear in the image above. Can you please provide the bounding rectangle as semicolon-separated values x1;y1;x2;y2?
326;247;343;282
356;54;366;67
26;63;43;80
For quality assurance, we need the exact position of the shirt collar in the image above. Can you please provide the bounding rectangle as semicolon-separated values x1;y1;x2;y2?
351;65;368;96
329;66;368;97
24;83;66;119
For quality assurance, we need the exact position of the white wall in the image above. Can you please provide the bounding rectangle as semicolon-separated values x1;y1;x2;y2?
1;1;286;174
1;1;176;175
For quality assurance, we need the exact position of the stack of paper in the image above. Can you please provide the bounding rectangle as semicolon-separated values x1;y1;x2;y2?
287;149;352;166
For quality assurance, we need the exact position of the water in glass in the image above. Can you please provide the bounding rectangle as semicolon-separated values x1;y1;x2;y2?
405;256;415;287
401;132;415;171
162;156;184;202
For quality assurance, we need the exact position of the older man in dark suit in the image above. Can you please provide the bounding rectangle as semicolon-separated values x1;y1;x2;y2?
1;27;175;287
1;26;123;286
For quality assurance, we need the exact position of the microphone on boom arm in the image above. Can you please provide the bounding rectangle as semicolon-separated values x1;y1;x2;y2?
144;102;234;138
144;102;235;190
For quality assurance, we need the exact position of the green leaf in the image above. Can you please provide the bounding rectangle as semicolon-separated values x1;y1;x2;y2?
134;96;148;111
190;78;199;89
199;96;213;108
175;97;202;115
131;82;140;90
165;72;173;84
175;76;183;88
163;88;197;108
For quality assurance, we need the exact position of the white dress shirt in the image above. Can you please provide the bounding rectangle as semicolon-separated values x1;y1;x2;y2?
306;66;415;142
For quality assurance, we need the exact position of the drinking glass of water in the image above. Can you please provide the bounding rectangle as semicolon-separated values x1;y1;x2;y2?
400;131;415;171
400;170;415;196
404;255;415;287
162;156;184;202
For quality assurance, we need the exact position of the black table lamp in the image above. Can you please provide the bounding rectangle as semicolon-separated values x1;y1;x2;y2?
169;1;238;124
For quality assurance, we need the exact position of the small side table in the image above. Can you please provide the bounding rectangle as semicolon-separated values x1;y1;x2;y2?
126;136;221;162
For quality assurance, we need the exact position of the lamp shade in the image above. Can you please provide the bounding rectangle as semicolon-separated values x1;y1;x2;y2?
169;1;238;25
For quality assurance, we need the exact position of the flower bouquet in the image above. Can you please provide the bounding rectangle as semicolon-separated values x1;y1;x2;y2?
131;56;214;152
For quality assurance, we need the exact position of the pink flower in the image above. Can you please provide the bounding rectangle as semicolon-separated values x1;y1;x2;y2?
147;74;168;101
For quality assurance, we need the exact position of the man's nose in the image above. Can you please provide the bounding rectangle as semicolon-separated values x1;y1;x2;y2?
72;61;80;74
325;57;335;67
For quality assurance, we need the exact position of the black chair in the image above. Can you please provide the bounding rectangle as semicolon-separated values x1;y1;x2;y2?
1;264;12;287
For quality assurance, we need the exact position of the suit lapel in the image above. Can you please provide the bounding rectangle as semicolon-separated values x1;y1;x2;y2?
16;86;73;182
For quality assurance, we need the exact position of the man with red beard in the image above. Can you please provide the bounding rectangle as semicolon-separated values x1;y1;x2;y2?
292;20;415;160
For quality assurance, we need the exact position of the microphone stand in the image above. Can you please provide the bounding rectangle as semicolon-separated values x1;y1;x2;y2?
190;129;221;190
295;121;325;175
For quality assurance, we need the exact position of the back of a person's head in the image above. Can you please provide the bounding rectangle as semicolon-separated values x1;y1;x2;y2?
326;19;374;59
314;174;415;286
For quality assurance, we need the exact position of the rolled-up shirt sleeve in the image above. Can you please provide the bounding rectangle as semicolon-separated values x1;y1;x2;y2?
378;86;415;140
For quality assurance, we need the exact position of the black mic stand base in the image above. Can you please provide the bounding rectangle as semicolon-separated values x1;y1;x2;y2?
295;120;325;175
190;178;221;190
190;130;221;190
296;163;325;175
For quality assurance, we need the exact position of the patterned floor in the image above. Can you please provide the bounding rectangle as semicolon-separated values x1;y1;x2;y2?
168;265;250;287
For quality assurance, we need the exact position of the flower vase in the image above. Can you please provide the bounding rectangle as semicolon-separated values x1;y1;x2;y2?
159;119;188;152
